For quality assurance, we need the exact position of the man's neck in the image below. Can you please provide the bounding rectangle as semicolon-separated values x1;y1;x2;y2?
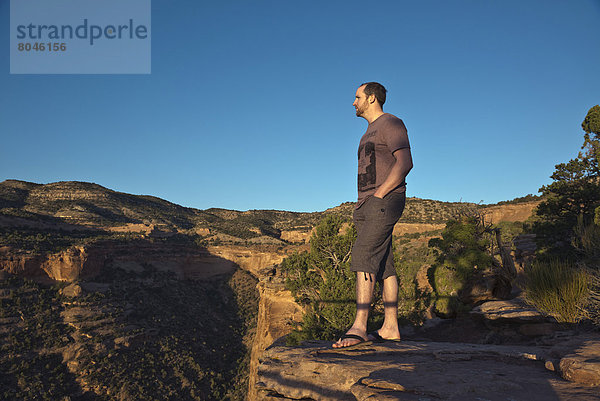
364;110;385;124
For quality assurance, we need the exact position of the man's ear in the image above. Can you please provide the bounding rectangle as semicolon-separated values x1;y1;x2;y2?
368;94;376;104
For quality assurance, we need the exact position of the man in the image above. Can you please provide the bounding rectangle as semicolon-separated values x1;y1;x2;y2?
333;82;413;348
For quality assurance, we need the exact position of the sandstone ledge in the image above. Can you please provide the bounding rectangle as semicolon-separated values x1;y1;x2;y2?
256;338;600;400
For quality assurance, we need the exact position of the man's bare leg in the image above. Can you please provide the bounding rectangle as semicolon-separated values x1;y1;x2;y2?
372;275;401;340
332;271;375;348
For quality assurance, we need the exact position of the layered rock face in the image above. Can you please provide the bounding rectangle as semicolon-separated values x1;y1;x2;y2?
480;201;540;224
41;245;107;281
248;274;304;401
207;245;288;277
0;240;238;282
0;249;46;280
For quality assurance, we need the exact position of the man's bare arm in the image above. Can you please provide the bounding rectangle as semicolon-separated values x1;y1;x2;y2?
373;148;413;198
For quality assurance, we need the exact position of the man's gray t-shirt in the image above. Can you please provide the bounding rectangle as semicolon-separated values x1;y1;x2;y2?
357;113;410;208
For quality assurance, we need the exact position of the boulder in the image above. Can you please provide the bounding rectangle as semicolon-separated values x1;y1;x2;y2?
560;355;600;387
468;296;567;339
470;296;549;323
61;283;82;298
458;269;511;305
551;335;600;387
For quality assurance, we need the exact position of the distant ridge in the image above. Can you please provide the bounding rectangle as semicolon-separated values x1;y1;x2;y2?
0;180;539;243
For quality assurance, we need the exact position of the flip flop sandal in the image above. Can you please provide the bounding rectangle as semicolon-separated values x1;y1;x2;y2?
333;333;368;348
368;331;401;343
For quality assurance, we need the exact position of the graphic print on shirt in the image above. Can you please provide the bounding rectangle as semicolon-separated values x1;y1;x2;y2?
358;141;376;192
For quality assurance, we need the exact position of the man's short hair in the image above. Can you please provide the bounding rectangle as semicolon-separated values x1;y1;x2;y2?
361;82;387;106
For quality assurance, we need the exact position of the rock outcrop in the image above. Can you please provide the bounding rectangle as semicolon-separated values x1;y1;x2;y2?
280;229;312;243
254;295;600;400
256;337;600;400
480;201;540;224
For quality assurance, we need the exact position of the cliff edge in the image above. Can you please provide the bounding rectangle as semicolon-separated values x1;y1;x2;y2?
255;335;600;400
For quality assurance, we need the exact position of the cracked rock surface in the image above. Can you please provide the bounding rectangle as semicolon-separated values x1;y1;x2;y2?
256;338;600;401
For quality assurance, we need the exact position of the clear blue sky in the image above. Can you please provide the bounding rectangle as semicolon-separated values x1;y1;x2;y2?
1;0;599;212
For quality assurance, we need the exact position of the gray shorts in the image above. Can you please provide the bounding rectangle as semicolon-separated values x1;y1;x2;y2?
351;191;406;280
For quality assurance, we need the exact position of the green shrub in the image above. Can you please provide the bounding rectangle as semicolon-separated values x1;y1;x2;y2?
283;215;357;344
525;259;590;323
429;216;494;274
432;265;465;316
428;215;494;316
493;221;524;244
393;242;436;324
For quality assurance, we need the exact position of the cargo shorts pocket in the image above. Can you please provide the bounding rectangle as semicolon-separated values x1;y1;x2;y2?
367;196;387;219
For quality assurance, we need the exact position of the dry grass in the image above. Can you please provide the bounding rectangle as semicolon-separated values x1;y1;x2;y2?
572;216;600;261
585;267;600;326
525;259;590;324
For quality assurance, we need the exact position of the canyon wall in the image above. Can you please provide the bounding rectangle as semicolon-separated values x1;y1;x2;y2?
206;245;287;277
0;241;238;283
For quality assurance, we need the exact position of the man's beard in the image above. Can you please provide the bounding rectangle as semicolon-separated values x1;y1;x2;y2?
355;103;367;117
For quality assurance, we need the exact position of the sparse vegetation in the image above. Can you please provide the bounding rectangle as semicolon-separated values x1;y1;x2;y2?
0;266;258;401
486;194;541;206
0;226;139;254
0;276;79;400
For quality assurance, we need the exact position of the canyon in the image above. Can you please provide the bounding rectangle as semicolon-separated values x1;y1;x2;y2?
8;179;590;401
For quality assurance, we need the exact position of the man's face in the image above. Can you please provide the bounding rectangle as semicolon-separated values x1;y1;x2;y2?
353;85;369;117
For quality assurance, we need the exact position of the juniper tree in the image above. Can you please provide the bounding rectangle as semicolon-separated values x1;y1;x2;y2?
536;105;600;248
